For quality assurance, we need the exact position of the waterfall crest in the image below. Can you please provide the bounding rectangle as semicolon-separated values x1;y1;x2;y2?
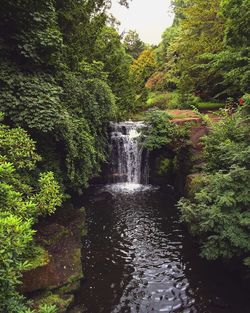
109;121;148;185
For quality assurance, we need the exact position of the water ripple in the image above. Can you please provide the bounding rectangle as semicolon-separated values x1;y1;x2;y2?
76;186;249;313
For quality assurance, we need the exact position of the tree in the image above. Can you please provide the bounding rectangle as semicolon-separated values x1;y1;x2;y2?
130;49;157;108
209;0;250;97
123;30;145;59
92;26;135;114
0;1;125;190
148;25;180;91
173;0;225;98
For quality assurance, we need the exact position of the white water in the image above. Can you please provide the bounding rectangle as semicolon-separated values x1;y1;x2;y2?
110;121;148;186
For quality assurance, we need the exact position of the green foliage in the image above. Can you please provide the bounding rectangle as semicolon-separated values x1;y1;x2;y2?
0;119;41;170
142;110;189;151
178;110;250;267
0;1;135;192
38;304;57;313
123;30;146;59
146;92;172;110
59;73;116;188
173;0;225;98
0;213;34;313
0;0;63;67
150;0;249;102
203;112;250;172
31;172;63;218
0;62;63;132
130;49;157;109
221;0;250;48
92;26;135;114
179;166;250;262
146;91;223;110
0;120;62;312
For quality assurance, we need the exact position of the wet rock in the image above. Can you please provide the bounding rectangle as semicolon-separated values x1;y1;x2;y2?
22;222;83;293
68;305;83;313
28;292;74;313
189;125;209;151
22;205;85;313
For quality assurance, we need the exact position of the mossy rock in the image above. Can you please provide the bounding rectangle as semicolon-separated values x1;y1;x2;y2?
25;246;50;271
28;292;74;313
22;223;83;293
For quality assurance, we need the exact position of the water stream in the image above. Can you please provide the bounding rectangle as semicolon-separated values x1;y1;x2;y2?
74;122;248;313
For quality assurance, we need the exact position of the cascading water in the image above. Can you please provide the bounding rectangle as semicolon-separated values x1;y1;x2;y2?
109;121;148;185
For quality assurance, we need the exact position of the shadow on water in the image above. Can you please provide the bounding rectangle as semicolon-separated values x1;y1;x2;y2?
73;184;249;313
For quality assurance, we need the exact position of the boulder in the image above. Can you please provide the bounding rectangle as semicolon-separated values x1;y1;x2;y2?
22;205;85;313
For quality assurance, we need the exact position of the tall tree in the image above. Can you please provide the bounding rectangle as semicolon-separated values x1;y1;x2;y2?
92;26;135;114
173;0;225;98
123;30;145;59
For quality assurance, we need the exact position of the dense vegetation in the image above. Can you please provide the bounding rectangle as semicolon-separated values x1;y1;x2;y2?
0;0;249;311
135;0;250;273
141;110;189;151
178;105;250;269
0;116;62;312
0;0;134;311
133;0;250;111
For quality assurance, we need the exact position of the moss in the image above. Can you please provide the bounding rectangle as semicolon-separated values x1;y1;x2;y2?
26;246;50;270
57;280;81;295
29;292;74;313
40;226;70;247
72;248;81;265
156;156;173;176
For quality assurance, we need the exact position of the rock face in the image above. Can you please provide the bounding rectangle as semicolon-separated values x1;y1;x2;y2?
22;204;85;312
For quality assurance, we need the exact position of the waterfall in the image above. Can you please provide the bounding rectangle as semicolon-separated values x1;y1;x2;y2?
109;121;148;185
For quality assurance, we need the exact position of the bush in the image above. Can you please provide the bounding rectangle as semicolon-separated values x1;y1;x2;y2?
0;119;62;312
178;109;250;267
142;110;189;151
146;92;171;110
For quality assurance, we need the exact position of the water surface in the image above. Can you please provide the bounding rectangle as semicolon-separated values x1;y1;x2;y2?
75;184;249;313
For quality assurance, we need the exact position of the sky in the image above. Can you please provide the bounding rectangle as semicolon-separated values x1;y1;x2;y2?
110;0;175;45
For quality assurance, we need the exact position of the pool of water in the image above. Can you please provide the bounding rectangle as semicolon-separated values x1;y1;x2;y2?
74;184;249;313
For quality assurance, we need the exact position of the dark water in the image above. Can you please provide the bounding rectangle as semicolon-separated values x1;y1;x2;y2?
75;184;249;313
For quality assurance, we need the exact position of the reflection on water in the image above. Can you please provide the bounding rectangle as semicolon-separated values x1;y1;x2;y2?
75;184;249;313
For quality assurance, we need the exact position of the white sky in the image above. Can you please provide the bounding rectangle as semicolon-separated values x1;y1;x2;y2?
110;0;175;45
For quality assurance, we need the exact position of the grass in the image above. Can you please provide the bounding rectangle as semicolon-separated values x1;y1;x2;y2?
194;101;225;110
130;91;225;121
146;91;225;111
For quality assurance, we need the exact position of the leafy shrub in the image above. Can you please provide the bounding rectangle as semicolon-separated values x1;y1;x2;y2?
178;109;250;267
0;120;62;312
168;92;200;109
142;110;189;151
146;92;171;110
0;213;34;312
38;304;57;313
